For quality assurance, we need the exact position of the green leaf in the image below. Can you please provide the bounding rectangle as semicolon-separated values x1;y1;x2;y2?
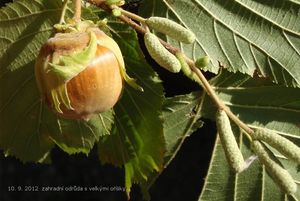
162;93;204;163
49;111;114;155
0;0;61;162
97;22;165;194
199;72;300;200
0;0;114;162
139;0;300;87
140;92;204;200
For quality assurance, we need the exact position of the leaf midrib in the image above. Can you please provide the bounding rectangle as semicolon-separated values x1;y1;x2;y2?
224;101;300;113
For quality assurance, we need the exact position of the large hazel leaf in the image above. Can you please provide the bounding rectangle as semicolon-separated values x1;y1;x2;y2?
0;0;113;162
97;21;165;194
139;0;300;87
199;72;300;200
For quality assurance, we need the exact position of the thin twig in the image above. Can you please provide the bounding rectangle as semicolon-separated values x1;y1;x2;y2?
190;64;254;135
119;15;146;34
113;6;146;23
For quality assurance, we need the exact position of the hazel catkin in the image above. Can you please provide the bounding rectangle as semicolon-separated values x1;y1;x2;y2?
251;140;297;195
252;128;300;164
216;109;245;173
145;17;195;44
144;32;181;73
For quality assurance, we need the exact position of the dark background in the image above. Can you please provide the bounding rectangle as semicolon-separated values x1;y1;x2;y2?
0;1;216;200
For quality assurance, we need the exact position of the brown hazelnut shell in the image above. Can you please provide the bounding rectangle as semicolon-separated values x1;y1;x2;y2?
35;29;123;119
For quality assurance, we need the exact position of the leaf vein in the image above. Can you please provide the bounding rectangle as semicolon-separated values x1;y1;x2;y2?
98;114;110;135
233;33;251;71
224;101;300;113
283;31;300;56
213;21;235;70
234;0;300;35
0;8;60;22
83;121;98;142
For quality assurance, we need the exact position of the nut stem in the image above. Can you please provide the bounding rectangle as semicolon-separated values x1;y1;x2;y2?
73;0;82;22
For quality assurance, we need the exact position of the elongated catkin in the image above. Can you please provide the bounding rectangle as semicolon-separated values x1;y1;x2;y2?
144;32;181;73
251;141;297;194
145;17;195;44
216;110;245;173
253;128;300;164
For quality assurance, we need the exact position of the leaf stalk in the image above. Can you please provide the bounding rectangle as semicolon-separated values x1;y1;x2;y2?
59;0;70;24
